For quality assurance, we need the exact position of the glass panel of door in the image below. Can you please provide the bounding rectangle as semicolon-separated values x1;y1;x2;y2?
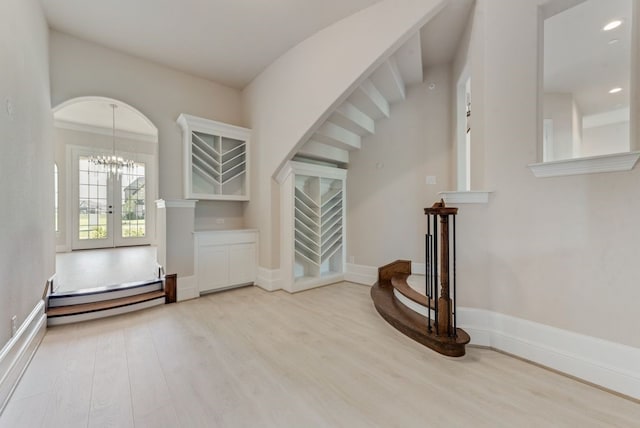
73;153;150;250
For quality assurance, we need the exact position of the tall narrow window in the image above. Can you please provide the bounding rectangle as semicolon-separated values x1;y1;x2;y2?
54;163;59;233
456;72;472;191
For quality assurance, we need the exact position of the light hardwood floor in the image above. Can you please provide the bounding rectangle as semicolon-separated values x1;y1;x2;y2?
55;246;158;293
2;282;640;427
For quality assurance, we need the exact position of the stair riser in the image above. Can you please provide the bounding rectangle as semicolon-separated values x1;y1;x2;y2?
47;297;164;326
48;281;163;307
394;288;434;320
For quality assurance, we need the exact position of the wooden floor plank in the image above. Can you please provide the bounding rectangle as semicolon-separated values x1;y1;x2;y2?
2;282;640;427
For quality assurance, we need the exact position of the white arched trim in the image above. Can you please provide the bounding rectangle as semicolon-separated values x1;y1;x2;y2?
52;96;158;139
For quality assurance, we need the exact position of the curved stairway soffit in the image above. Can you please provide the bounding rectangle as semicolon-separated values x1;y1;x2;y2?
258;0;447;182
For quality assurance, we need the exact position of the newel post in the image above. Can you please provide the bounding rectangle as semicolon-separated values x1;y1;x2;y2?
424;199;458;337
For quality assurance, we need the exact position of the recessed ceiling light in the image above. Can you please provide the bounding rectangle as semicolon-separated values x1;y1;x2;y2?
609;87;622;94
608;38;620;45
603;20;622;31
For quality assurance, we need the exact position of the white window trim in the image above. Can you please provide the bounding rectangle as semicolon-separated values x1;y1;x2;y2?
528;151;640;178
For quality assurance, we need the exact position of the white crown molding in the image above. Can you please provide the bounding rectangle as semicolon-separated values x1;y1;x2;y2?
439;191;492;204
176;113;251;141
528;151;640;178
290;161;348;180
274;161;294;185
54;119;157;143
155;199;197;209
276;160;348;184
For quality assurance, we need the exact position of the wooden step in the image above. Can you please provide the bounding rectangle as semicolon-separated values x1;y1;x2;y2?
48;290;165;320
48;278;163;307
372;260;469;357
390;273;435;310
371;280;469;357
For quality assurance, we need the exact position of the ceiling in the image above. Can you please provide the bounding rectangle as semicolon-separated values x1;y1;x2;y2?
544;0;631;117
43;0;474;135
40;0;475;90
40;0;383;89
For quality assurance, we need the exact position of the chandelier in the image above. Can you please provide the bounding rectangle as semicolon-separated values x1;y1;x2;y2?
89;104;135;177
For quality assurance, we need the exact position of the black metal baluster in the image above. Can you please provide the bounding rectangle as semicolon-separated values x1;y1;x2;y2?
433;214;438;336
453;215;457;338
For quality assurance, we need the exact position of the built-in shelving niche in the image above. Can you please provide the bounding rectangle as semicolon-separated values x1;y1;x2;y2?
293;173;345;284
177;114;251;201
280;161;346;292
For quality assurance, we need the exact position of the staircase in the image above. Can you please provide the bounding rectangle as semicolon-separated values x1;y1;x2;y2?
294;33;423;165
47;274;176;326
371;260;469;357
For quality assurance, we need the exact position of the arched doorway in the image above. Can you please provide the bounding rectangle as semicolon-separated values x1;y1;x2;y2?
53;97;159;292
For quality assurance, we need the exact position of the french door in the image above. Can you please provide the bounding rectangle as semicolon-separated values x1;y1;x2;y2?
72;149;152;250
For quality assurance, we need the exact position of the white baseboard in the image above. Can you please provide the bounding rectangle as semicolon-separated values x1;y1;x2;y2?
458;308;640;400
388;272;640;400
411;262;425;275
255;267;282;292
177;275;198;301
344;263;377;286
0;300;46;413
55;244;68;253
291;273;344;293
344;263;426;284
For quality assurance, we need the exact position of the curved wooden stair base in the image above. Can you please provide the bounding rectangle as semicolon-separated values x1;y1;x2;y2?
371;260;470;357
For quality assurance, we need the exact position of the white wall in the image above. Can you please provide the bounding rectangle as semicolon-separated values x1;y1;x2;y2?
50;31;245;276
347;0;640;349
242;0;446;270
543;92;579;160
0;0;53;347
581;122;630;156
347;68;452;267
461;0;640;348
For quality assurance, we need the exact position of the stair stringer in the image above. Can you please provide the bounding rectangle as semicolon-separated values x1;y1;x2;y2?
297;35;423;165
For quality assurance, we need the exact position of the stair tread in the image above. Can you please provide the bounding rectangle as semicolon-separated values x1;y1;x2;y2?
371;279;469;357
391;273;435;309
50;278;162;299
48;290;165;317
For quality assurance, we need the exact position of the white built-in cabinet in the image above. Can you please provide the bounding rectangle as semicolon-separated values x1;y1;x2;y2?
281;162;346;292
177;114;251;201
194;230;257;294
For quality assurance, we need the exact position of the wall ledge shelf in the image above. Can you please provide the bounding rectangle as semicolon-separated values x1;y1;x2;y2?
438;191;492;204
528;152;640;178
